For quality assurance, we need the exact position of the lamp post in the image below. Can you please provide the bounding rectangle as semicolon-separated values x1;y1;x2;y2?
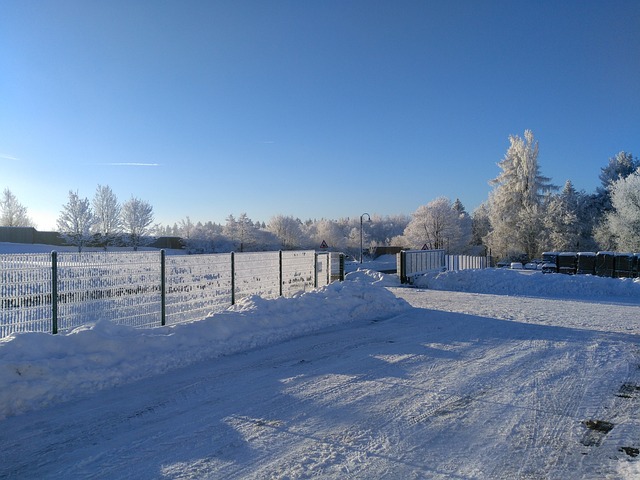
360;213;371;263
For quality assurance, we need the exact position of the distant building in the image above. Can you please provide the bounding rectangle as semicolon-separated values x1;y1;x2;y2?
0;226;184;250
0;226;65;245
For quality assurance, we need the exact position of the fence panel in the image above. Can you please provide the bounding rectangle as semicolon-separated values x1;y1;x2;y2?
234;251;281;300
329;252;345;282
398;249;446;283
282;250;316;296
165;253;233;325
446;255;487;271
56;252;161;332
0;253;52;337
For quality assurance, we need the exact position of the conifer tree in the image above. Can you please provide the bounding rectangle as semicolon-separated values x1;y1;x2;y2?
0;188;34;227
486;130;555;260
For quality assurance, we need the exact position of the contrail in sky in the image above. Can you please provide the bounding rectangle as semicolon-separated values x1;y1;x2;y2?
98;163;161;167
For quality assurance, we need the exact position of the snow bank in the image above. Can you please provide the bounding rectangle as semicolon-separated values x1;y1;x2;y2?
0;276;409;419
344;267;402;287
414;268;640;302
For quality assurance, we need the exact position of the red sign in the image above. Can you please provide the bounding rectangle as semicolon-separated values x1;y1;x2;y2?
320;240;328;249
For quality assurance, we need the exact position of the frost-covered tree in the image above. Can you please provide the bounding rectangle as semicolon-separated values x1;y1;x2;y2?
178;216;196;242
177;217;202;252
403;197;467;252
486;130;555;260
451;198;472;253
121;197;154;250
57;190;95;251
0;188;34;227
604;168;640;251
222;214;257;251
590;151;639;247
596;151;639;203
179;219;224;253
268;215;303;250
543;180;581;251
367;214;410;247
236;213;256;252
309;219;347;250
471;203;491;251
91;185;121;249
223;214;238;247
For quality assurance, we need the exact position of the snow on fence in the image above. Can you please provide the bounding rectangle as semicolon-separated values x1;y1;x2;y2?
0;250;343;338
398;250;488;284
0;253;52;335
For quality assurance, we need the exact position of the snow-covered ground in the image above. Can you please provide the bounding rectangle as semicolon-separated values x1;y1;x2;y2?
2;254;640;478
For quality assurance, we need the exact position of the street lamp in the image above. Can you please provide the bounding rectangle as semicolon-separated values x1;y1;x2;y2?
360;213;371;263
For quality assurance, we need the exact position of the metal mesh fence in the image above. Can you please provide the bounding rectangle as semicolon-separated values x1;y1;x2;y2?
234;251;281;300
165;253;233;325
0;249;340;338
56;252;161;332
0;253;52;337
282;250;316;297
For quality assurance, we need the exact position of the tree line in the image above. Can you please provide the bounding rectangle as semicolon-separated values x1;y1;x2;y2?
478;131;639;261
1;131;638;260
0;186;154;251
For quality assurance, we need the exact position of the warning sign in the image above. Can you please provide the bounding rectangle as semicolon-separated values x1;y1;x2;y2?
421;244;429;250
320;240;328;249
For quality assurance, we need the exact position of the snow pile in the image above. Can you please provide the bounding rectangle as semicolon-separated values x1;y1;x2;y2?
0;276;409;419
345;254;398;274
344;267;401;287
414;268;640;302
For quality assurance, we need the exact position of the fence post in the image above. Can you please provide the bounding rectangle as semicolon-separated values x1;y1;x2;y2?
160;249;166;326
314;253;318;288
326;254;330;285
230;252;235;305
51;251;58;334
279;250;283;297
399;251;407;284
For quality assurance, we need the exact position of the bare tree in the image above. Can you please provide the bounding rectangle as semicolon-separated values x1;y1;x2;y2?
57;190;94;251
268;215;303;250
403;197;466;251
92;185;121;249
121;197;154;250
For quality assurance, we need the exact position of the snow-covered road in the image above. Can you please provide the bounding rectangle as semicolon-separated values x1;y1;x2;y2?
2;280;640;479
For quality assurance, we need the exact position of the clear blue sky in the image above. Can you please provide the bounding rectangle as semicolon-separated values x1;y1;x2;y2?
1;0;639;230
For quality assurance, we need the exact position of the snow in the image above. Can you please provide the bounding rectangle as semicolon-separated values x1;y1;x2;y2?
413;267;640;303
345;254;398;274
0;278;409;420
2;254;640;478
